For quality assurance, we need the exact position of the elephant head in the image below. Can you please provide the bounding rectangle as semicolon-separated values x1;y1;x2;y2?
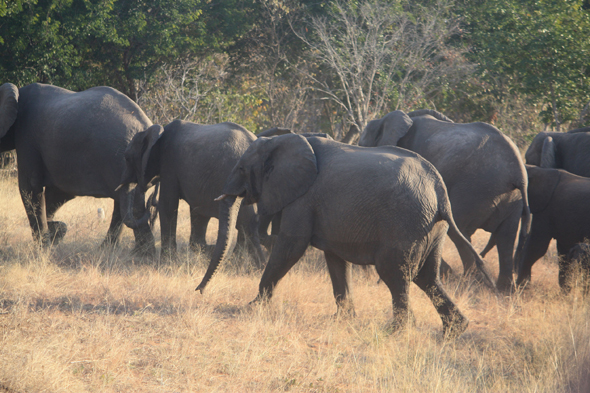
119;124;164;192
256;127;292;138
525;165;561;214
525;132;559;168
407;109;454;122
117;124;164;229
0;83;19;143
358;110;413;147
196;134;318;292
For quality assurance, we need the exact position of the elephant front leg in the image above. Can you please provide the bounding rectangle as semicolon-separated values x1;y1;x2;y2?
19;180;49;246
103;199;124;246
159;193;179;259
516;223;551;287
324;250;355;316
252;234;309;304
189;210;212;254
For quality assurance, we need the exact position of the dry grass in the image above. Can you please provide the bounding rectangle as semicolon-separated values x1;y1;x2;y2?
1;173;589;393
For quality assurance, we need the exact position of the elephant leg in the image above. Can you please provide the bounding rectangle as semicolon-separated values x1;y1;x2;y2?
158;191;179;259
253;235;309;303
516;223;552;286
447;227;477;275
374;250;413;332
103;199;124;246
18;172;49;245
492;212;520;292
324;251;355;316
413;246;468;339
44;186;74;245
556;243;572;291
189;210;212;253
131;188;156;257
236;206;266;269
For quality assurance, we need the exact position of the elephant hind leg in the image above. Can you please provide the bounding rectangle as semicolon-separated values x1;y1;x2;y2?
374;250;414;332
413;246;468;339
324;251;355;316
492;212;521;292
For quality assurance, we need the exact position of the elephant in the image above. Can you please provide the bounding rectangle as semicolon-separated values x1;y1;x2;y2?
0;82;156;254
359;109;530;292
118;119;266;265
517;165;590;290
565;243;590;293
525;128;590;176
196;134;495;338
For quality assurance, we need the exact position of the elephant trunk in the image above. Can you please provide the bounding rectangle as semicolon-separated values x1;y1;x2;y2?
120;184;152;230
196;195;243;293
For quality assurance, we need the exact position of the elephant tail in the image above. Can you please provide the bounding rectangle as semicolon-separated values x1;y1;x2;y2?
437;187;497;291
513;182;531;274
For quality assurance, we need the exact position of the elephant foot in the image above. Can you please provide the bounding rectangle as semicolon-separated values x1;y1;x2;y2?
442;313;469;340
45;221;67;246
159;247;179;261
387;310;416;334
131;243;157;259
496;275;516;294
334;301;356;318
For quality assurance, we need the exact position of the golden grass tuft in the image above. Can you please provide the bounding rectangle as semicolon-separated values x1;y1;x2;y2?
1;174;589;392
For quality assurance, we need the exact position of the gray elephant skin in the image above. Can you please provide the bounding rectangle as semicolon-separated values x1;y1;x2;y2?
197;134;495;338
517;165;590;290
119;119;265;265
525;127;590;176
359;109;530;291
0;82;155;253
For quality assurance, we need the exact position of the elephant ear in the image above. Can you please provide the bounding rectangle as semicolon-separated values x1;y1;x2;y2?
526;165;561;214
360;110;413;147
139;125;164;189
540;136;557;168
378;110;414;146
0;83;19;139
257;134;318;216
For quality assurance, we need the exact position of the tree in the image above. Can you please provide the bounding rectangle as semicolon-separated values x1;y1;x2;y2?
463;0;590;130
293;0;471;142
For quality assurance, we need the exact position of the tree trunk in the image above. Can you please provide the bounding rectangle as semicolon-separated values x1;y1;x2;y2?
340;124;360;144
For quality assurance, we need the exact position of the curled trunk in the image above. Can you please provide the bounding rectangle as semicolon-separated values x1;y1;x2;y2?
120;184;154;230
196;195;243;293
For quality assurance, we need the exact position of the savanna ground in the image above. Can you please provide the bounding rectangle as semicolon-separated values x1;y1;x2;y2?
0;171;589;393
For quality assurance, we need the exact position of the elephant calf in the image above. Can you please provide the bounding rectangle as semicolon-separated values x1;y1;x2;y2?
119;120;265;265
197;134;495;338
517;165;590;290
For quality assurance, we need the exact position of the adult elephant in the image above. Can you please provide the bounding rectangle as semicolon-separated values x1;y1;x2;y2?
359;109;530;292
517;165;590;290
0;82;155;254
118;120;266;265
196;134;495;338
525;127;590;176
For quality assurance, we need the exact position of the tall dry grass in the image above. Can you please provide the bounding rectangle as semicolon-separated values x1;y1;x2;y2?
1;173;589;392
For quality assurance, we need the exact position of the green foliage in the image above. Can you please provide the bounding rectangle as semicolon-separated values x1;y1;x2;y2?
462;0;590;128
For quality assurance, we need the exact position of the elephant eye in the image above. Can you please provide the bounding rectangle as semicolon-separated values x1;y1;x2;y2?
239;166;245;173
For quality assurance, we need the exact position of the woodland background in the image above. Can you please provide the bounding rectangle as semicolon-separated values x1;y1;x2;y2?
1;0;589;148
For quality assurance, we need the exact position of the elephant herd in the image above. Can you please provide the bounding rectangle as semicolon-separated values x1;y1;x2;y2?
1;82;589;338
